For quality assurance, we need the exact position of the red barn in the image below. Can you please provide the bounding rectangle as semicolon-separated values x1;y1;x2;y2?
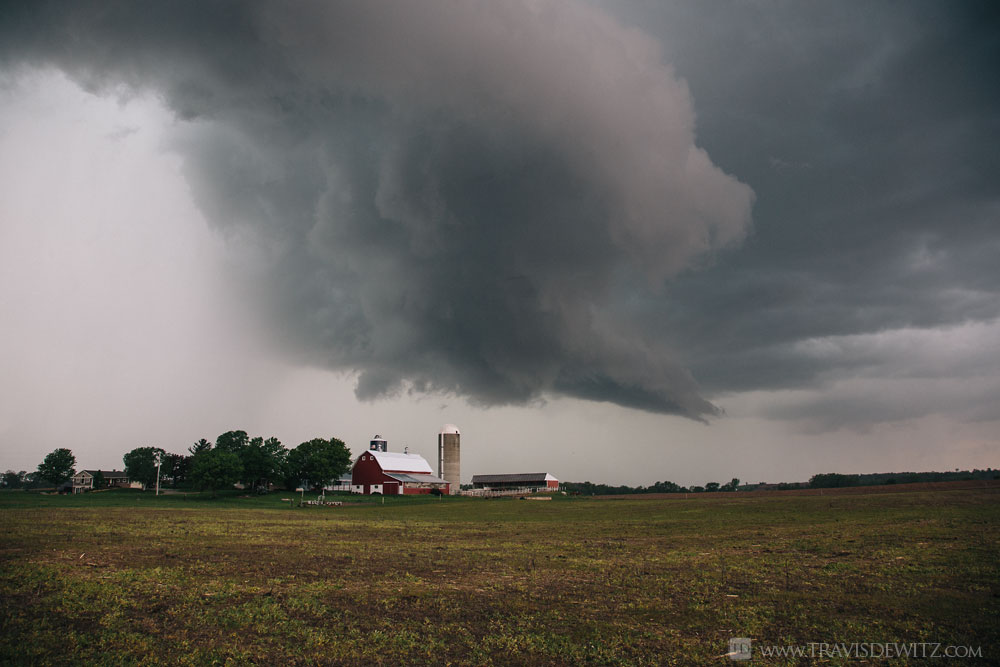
351;450;451;495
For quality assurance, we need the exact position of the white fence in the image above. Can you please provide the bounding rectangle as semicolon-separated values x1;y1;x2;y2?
461;486;557;498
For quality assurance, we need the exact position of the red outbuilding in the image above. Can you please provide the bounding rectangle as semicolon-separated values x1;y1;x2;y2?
351;450;451;495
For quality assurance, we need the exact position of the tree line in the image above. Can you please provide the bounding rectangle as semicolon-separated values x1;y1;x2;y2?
561;478;742;495
808;469;999;488
4;430;354;496
561;468;999;495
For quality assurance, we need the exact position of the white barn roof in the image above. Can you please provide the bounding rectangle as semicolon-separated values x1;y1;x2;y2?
370;451;433;474
386;472;449;485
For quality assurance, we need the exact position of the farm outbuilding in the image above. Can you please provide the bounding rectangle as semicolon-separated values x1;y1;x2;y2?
351;450;451;495
326;474;354;492
471;473;559;492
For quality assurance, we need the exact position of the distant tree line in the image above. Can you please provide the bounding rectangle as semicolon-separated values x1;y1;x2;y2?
809;469;999;488
7;449;997;496
559;468;1000;496
1;470;48;490
562;478;741;495
4;431;353;496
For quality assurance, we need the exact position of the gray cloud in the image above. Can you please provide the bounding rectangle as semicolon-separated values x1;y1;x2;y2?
593;1;1000;428
0;0;753;420
3;0;997;433
750;319;1000;431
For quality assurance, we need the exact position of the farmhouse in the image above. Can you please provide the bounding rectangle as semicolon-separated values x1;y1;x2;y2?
71;470;129;493
351;450;451;495
471;473;559;492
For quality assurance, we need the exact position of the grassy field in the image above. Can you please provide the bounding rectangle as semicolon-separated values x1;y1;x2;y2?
1;488;997;665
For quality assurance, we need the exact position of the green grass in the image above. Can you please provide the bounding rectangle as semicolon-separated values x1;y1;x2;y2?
1;489;997;665
0;487;452;509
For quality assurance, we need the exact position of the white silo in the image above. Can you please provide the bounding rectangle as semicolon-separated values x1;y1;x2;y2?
438;424;460;494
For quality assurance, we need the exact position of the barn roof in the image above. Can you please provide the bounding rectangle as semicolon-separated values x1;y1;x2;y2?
471;473;557;484
369;451;433;474
386;472;449;485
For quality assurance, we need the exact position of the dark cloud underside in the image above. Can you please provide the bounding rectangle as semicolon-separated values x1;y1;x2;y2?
594;1;1000;427
0;0;753;421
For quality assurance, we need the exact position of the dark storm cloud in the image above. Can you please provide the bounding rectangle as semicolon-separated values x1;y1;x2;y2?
593;1;1000;428
0;0;754;420
4;1;997;431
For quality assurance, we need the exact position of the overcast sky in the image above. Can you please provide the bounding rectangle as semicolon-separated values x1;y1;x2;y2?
1;1;997;486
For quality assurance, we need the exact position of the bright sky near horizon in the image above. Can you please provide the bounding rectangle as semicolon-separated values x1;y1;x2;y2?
1;1;998;486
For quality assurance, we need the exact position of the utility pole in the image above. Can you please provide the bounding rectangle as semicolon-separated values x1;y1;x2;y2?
155;452;162;497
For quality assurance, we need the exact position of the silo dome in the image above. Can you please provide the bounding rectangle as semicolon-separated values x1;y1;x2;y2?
440;423;460;435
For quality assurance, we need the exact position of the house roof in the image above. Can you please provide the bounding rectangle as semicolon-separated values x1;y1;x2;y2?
471;473;558;484
77;470;128;478
368;451;433;474
385;472;449;485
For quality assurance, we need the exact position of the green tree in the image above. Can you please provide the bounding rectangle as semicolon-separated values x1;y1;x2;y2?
164;453;191;487
2;470;24;489
123;446;166;489
286;437;352;491
92;470;107;490
215;430;249;455
190;449;243;497
37;448;76;486
649;480;682;493
23;472;45;489
242;437;287;492
189;438;212;456
809;473;859;488
705;482;720;492
723;477;741;492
